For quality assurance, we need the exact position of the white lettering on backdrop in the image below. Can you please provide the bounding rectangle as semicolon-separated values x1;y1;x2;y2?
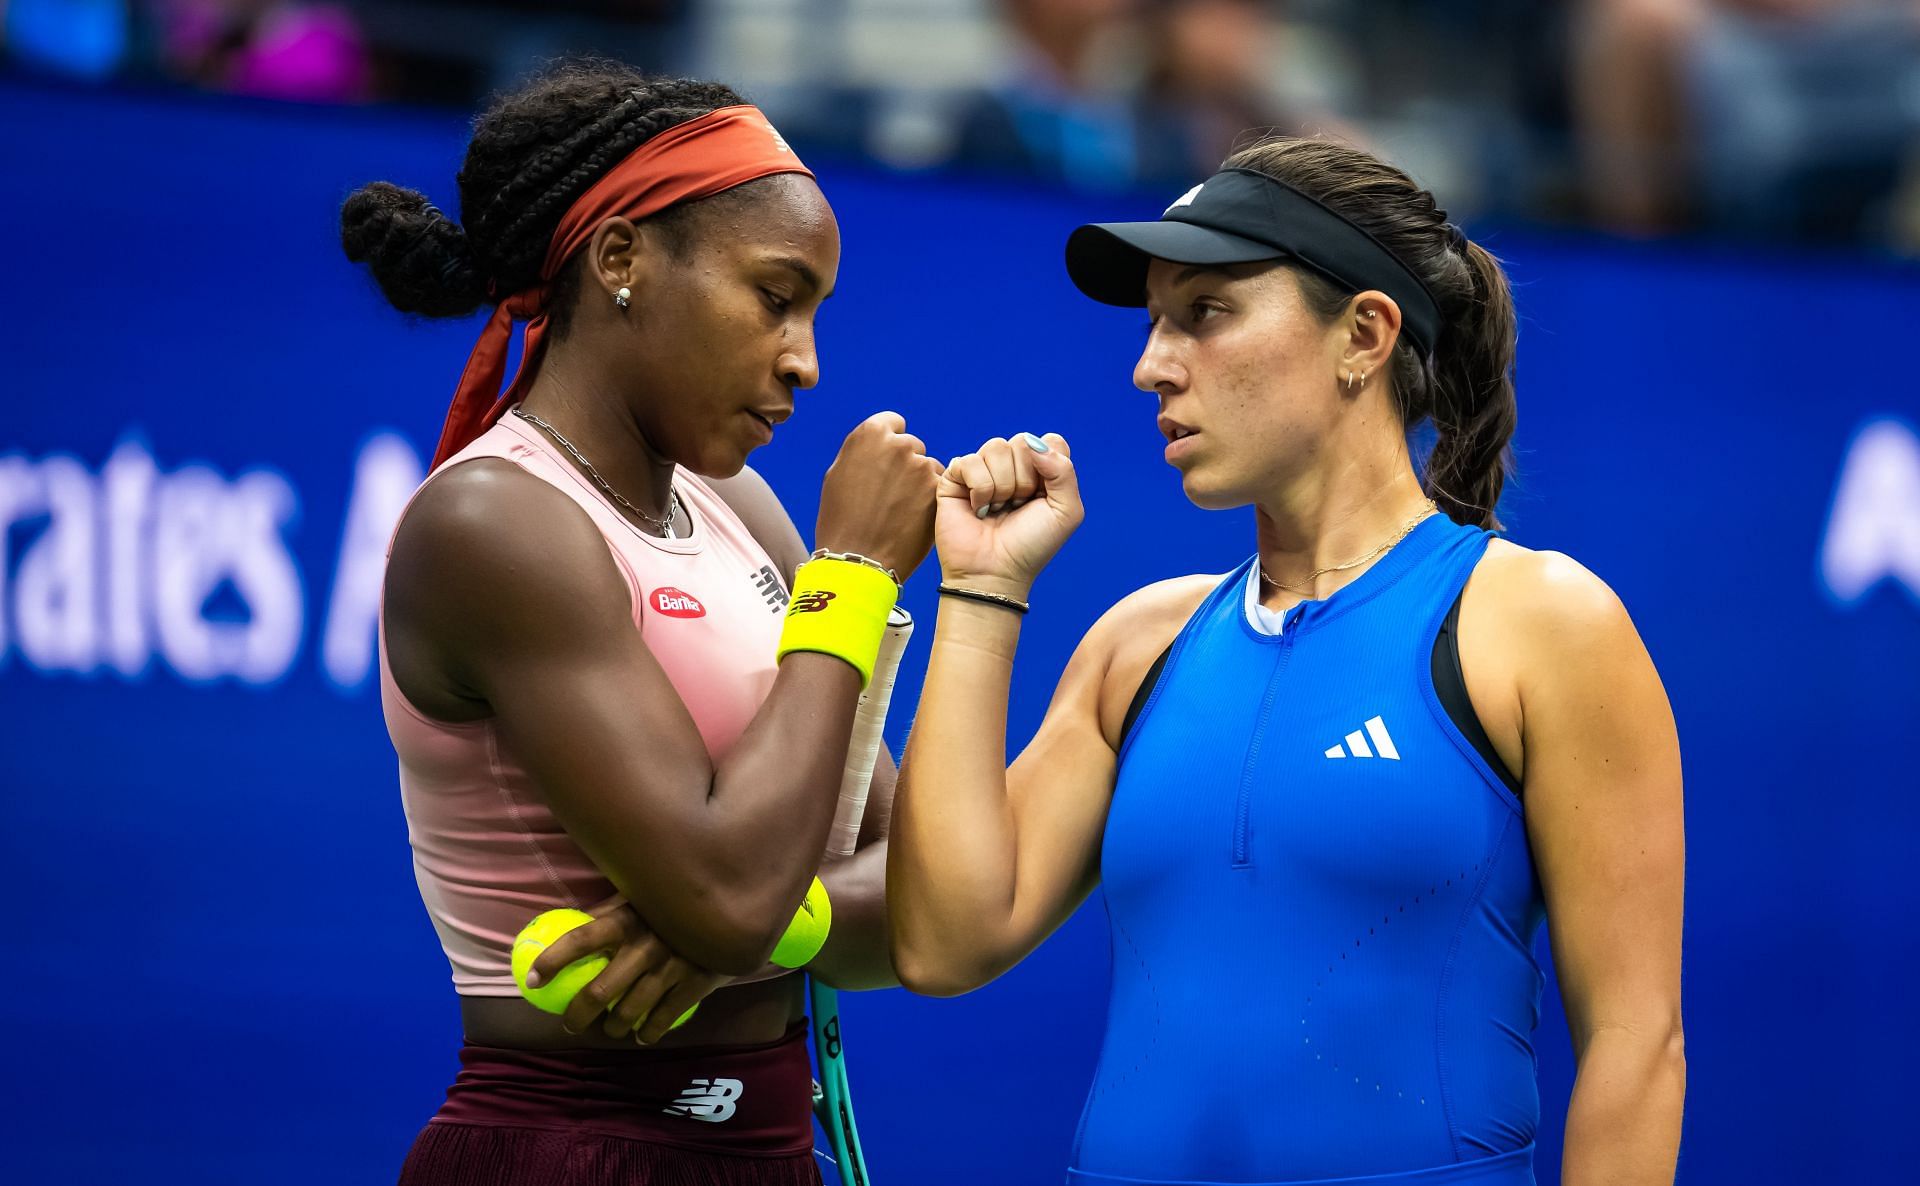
1820;417;1920;608
0;433;423;689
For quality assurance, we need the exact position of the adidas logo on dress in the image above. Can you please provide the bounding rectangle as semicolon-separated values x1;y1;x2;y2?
1325;716;1400;760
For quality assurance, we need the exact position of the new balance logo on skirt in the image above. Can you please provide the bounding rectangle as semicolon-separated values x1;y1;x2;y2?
665;1077;743;1123
1325;716;1400;760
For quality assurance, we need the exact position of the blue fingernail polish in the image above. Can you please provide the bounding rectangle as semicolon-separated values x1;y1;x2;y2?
976;504;991;519
1022;433;1050;453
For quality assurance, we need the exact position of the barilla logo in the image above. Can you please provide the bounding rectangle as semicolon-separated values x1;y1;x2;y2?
651;588;707;618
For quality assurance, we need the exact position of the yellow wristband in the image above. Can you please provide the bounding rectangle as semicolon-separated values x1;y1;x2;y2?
770;876;833;968
776;558;899;688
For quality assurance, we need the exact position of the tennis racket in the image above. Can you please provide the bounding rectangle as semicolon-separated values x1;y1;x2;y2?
811;604;913;1186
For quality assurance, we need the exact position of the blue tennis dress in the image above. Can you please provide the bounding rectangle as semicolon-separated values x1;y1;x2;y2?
1071;515;1545;1185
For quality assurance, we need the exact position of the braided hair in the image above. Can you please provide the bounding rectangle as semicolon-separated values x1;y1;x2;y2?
341;61;749;337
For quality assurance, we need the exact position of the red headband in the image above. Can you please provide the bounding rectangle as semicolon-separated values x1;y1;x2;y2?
432;104;815;467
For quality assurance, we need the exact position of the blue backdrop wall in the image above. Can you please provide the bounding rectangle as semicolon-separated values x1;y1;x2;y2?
3;81;1917;1185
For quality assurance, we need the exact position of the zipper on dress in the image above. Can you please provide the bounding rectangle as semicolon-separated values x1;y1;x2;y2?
1231;625;1295;867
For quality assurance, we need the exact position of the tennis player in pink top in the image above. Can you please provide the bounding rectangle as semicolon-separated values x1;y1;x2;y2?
341;63;940;1186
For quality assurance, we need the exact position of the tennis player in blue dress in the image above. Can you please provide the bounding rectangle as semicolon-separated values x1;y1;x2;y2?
888;136;1686;1186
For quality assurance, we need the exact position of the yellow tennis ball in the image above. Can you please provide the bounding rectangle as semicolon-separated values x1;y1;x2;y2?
511;908;702;1033
511;908;606;1015
770;876;833;968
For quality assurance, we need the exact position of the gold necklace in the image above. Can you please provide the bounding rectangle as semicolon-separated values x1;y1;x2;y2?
1259;499;1438;594
513;408;680;538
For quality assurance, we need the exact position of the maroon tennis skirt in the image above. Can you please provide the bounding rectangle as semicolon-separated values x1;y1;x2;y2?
396;1023;821;1186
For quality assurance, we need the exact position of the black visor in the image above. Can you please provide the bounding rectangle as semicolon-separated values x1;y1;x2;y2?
1065;168;1442;359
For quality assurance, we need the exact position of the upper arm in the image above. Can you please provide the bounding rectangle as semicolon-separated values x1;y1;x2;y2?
1495;552;1686;1050
993;576;1215;969
384;463;751;965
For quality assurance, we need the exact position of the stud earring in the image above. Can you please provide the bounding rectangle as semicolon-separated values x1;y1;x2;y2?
614;286;631;309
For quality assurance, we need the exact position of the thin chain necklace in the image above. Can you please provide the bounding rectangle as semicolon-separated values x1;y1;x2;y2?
1259;499;1438;594
512;408;681;538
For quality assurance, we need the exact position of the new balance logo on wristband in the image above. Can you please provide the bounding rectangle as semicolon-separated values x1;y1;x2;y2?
789;590;837;614
665;1077;743;1123
650;589;707;618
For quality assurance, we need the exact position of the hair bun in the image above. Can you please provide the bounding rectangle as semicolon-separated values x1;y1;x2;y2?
340;181;490;317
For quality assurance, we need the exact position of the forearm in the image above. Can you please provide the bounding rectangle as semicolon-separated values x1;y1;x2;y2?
805;842;898;990
889;598;1025;990
1561;1027;1687;1185
553;653;862;974
696;654;866;947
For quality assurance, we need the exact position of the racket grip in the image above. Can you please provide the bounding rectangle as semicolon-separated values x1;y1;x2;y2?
829;606;913;857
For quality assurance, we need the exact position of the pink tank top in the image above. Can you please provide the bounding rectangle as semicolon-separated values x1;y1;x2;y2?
378;413;790;996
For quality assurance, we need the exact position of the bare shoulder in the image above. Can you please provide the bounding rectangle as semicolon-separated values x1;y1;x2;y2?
1083;573;1223;743
702;465;809;580
386;460;633;703
1470;538;1636;648
1091;573;1222;646
1455;541;1656;776
391;459;616;599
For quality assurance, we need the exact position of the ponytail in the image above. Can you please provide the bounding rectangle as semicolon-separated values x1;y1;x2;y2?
1423;240;1516;529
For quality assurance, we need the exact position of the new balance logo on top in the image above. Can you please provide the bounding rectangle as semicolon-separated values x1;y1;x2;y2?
665;1077;743;1123
752;564;790;613
1325;716;1401;760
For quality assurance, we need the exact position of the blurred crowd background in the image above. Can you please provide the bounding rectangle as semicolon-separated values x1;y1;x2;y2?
6;0;1920;251
6;5;1918;1184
